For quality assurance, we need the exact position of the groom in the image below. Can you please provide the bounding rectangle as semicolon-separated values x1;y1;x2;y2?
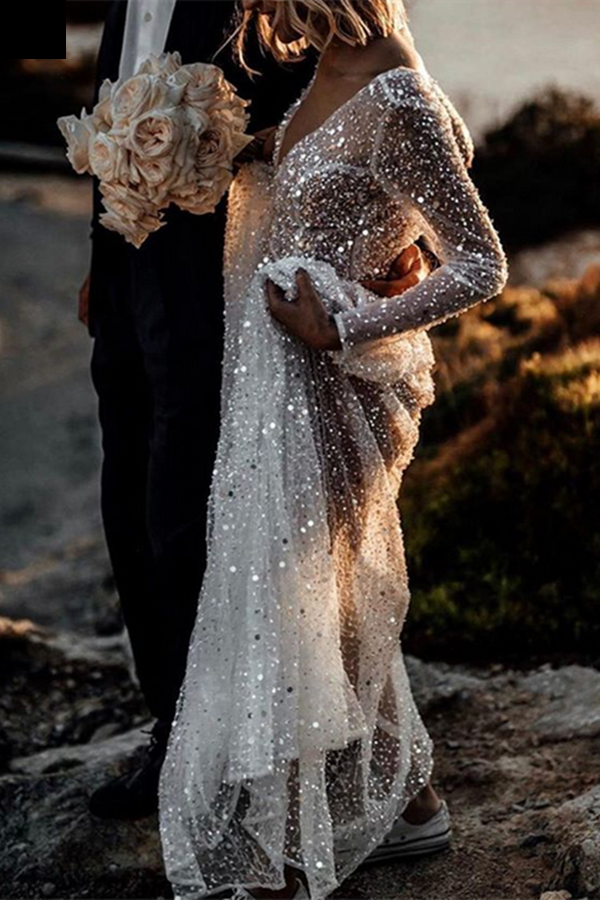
84;0;436;819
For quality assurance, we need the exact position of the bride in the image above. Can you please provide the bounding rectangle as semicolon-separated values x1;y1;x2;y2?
158;1;509;898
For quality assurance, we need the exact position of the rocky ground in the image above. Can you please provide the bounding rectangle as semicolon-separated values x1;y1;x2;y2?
1;610;599;900
1;177;599;900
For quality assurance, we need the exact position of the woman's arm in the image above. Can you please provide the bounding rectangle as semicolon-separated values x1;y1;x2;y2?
331;77;509;351
265;241;435;352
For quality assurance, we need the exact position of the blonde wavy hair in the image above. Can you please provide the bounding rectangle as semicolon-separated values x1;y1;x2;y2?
232;0;409;75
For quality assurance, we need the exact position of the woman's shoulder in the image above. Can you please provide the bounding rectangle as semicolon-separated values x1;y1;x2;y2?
369;64;439;112
366;66;475;169
343;35;435;114
357;66;443;148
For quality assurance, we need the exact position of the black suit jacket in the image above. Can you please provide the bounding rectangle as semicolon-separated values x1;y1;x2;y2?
87;0;317;339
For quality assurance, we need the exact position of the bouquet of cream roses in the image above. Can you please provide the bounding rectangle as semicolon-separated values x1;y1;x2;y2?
57;51;253;248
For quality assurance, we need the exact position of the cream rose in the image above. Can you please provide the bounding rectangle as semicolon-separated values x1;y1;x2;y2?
125;107;186;159
89;132;129;182
209;90;248;120
137;50;182;78
183;105;211;137
100;181;165;244
100;181;147;219
56;110;97;174
100;206;163;249
91;95;113;133
195;123;234;170
97;77;114;105
130;153;174;190
169;125;199;181
174;190;210;215
182;62;223;109
169;177;201;207
112;74;171;128
57;52;252;247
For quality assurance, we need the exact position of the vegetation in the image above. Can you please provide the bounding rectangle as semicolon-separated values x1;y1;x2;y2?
474;86;600;250
401;264;600;665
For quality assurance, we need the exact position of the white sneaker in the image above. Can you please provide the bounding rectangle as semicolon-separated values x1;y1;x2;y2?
363;798;452;863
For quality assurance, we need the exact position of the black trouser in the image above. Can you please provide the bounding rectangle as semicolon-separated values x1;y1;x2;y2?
89;221;224;726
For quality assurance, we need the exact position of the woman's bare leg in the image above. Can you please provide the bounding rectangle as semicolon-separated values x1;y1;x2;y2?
401;781;442;824
246;864;300;899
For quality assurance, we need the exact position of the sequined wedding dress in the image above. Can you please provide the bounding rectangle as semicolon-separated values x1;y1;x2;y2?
158;58;508;900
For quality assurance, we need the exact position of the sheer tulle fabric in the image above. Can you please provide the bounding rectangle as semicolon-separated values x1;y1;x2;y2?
158;66;508;899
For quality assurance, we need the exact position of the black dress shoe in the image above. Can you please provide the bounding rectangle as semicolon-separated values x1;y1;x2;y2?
89;718;171;819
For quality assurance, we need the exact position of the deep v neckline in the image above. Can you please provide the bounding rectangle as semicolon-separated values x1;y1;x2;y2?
272;60;431;173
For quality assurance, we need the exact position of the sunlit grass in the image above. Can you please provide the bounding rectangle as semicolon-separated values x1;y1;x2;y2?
401;264;600;663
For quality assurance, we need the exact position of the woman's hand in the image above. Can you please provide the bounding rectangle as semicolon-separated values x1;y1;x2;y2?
264;243;435;351
265;269;342;351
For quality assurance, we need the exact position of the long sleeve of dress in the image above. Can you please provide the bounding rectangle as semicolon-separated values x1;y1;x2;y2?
332;75;509;350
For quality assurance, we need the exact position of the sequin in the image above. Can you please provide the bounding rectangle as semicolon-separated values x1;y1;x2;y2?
158;65;508;900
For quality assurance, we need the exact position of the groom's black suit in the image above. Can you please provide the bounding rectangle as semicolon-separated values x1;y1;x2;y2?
88;1;317;726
